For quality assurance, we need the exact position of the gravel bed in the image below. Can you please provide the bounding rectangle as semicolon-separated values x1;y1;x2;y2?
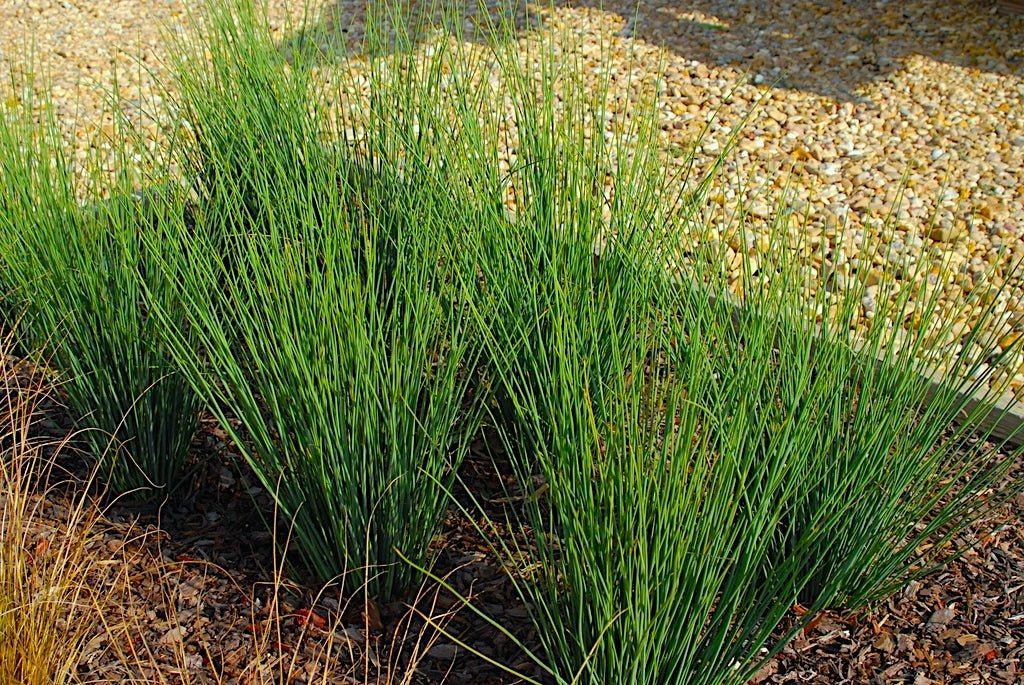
2;0;1023;394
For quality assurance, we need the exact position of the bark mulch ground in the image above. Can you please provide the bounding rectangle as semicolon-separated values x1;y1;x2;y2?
6;355;1023;684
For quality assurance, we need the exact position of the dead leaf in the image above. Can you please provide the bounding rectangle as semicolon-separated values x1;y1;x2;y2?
362;599;383;633
749;657;779;683
874;631;896;653
158;626;187;645
296;608;326;630
926;605;955;632
956;633;978;646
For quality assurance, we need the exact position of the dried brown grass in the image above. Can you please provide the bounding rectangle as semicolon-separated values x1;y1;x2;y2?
0;333;105;685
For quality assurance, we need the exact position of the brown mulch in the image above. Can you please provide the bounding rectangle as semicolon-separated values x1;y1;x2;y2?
4;354;1023;684
76;420;552;684
755;485;1024;685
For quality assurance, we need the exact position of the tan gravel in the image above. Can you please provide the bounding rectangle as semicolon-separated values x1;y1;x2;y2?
2;0;1024;391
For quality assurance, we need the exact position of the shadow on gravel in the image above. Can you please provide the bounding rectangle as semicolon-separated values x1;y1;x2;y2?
280;0;1024;100
277;0;537;63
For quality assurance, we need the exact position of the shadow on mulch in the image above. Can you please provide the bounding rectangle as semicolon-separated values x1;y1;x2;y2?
9;365;548;682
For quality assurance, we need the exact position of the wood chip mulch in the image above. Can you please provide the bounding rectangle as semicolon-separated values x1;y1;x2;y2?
755;486;1024;685
5;353;1023;684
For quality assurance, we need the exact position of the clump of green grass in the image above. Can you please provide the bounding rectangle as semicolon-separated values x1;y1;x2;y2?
144;0;490;600
0;69;199;497
463;169;1023;685
692;211;1024;612
412;6;1024;684
439;21;843;681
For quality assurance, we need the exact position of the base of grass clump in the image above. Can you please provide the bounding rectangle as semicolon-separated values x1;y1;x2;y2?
4;359;1022;684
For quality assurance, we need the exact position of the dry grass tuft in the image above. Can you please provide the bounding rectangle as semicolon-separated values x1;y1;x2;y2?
0;333;106;685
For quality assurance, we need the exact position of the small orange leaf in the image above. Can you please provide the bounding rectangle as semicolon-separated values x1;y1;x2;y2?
805;613;825;633
296;608;326;630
